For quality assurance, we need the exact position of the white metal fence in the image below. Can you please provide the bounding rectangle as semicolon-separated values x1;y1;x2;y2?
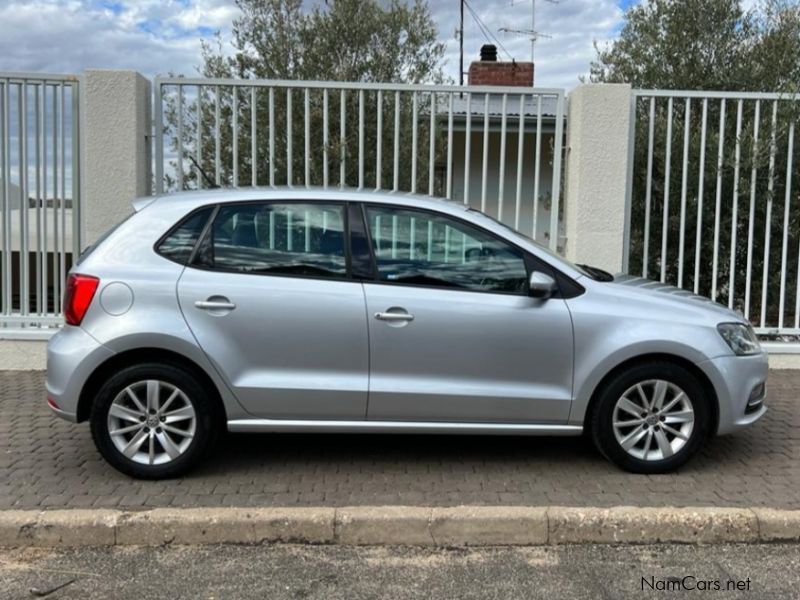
154;78;566;250
625;89;800;336
6;71;800;348
0;72;81;337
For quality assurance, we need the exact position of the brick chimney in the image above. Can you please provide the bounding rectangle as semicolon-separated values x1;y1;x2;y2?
468;44;534;87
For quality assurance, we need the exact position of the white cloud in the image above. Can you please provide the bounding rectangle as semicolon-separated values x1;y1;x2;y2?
0;0;238;77
0;0;626;88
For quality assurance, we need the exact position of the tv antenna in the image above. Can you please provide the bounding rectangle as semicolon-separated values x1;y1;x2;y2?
499;0;562;63
459;0;514;85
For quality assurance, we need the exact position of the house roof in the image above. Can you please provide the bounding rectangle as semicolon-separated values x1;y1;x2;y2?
0;179;21;208
449;94;562;119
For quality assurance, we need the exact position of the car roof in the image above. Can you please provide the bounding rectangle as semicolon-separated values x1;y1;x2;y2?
142;186;471;214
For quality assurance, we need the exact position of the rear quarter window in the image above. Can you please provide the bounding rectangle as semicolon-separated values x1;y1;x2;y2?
156;207;214;264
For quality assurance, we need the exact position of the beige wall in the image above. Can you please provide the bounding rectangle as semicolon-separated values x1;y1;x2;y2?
81;69;152;245
563;83;632;273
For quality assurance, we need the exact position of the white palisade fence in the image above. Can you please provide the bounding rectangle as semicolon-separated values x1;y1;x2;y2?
626;89;800;336
0;72;81;336
154;78;566;250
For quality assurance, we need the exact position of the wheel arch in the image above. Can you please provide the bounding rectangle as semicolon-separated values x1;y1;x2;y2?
581;353;719;437
76;347;228;423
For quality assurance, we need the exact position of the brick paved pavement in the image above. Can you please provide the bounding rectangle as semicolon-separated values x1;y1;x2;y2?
0;371;797;510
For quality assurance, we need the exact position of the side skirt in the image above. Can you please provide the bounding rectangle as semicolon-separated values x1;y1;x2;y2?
227;419;583;436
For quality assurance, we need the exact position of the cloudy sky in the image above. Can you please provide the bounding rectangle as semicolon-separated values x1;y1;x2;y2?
0;0;641;89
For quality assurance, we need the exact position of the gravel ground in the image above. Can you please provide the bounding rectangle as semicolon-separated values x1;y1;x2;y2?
1;542;799;600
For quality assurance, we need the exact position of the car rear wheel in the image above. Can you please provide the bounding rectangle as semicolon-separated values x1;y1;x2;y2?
90;363;218;479
590;361;710;474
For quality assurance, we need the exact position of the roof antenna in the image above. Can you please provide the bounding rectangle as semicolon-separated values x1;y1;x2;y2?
499;0;561;63
186;154;220;189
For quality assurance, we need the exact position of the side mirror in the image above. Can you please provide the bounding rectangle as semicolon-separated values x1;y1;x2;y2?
528;271;557;299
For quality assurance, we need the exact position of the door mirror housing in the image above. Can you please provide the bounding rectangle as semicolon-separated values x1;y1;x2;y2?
528;271;557;299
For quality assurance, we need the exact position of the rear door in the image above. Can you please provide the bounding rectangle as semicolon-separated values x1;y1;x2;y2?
177;200;369;420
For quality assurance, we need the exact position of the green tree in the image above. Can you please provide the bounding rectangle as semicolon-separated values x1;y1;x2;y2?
164;0;447;194
220;0;445;83
591;0;800;91
591;0;800;328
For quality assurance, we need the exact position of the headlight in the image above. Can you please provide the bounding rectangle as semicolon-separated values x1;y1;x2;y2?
717;323;761;356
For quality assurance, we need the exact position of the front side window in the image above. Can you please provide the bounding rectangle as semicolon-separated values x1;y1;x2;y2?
194;202;347;279
365;206;528;293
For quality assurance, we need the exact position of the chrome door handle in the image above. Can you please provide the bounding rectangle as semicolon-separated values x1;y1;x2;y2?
374;312;414;322
195;300;236;311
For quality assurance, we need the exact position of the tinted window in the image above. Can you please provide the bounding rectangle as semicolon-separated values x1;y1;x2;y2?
156;207;213;264
196;202;347;278
365;206;527;293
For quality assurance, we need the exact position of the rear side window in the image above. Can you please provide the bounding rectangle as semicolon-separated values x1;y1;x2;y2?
193;202;348;279
156;207;214;264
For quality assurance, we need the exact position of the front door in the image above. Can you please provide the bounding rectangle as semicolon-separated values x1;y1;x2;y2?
177;200;369;420
361;204;573;424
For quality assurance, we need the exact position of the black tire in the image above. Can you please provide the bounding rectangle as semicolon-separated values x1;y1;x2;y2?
589;361;710;474
90;362;219;479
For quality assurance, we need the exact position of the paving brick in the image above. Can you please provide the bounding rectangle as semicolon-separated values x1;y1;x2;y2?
0;370;798;510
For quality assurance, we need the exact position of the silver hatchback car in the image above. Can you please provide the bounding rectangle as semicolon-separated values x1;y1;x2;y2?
47;188;767;479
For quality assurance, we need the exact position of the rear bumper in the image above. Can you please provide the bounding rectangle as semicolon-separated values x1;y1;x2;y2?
46;326;114;422
698;352;769;435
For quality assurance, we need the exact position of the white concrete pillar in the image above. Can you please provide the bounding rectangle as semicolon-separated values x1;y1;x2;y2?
563;83;633;273
81;70;151;244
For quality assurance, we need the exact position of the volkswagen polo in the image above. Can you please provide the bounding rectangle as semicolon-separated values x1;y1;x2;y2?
46;188;768;479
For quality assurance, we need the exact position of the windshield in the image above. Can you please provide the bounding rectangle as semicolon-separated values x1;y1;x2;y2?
465;208;613;281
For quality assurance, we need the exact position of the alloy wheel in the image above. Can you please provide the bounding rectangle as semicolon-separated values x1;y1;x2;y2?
611;379;695;461
107;380;197;466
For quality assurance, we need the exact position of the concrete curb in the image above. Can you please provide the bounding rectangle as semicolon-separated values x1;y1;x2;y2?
0;506;798;548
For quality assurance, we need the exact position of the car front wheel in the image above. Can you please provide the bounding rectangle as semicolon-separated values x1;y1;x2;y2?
90;363;218;479
590;361;710;474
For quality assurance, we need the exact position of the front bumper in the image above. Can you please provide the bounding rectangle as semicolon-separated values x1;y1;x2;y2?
46;326;115;422
699;351;769;435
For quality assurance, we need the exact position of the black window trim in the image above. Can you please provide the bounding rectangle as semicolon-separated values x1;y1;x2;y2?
154;204;217;266
187;204;220;266
185;198;355;284
348;202;378;281
358;201;583;299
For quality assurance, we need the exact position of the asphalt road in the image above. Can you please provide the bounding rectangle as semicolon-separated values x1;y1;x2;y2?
1;543;799;600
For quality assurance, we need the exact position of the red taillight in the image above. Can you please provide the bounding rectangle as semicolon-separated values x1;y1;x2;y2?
63;274;99;326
